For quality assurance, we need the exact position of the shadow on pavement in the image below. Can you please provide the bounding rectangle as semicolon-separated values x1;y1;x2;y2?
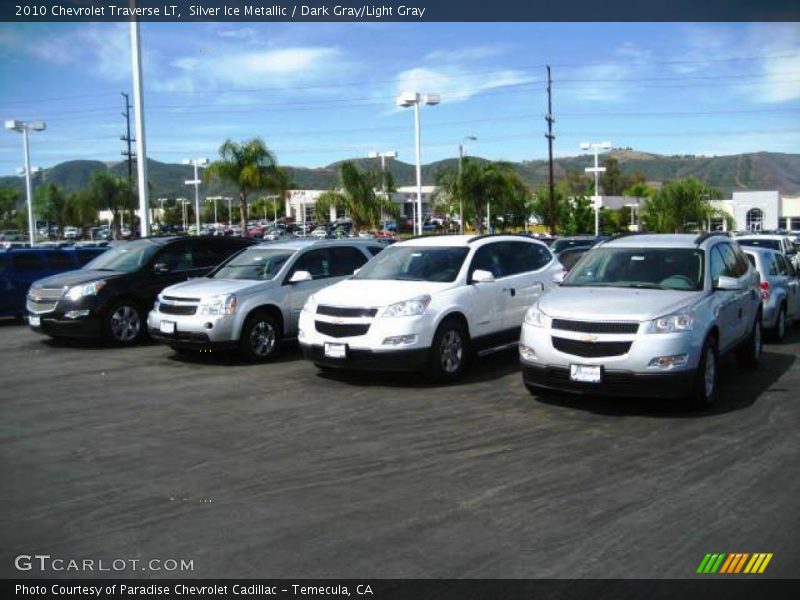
165;339;305;366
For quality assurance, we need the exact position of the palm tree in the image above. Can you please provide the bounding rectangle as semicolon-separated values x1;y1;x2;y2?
642;178;720;233
315;161;398;233
205;138;280;232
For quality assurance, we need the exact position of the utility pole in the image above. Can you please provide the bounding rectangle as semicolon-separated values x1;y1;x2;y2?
545;65;556;236
121;92;135;239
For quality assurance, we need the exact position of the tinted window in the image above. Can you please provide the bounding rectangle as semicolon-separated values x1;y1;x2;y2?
718;243;746;278
44;250;74;270
11;252;45;272
156;244;195;271
551;238;594;254
84;241;160;273
355;246;469;283
710;247;730;283
776;254;792;277
737;238;781;251
367;246;384;257
291;248;331;280
469;243;505;279
212;248;294;281
329;246;369;277
512;241;552;274
193;241;233;268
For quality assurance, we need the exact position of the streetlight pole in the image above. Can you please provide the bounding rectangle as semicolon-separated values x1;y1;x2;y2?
580;141;611;237
397;92;439;235
369;151;397;234
458;136;476;235
183;158;208;235
5;120;45;247
130;18;150;237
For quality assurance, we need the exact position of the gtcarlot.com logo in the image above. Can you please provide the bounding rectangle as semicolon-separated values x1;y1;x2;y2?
14;554;194;572
697;552;773;574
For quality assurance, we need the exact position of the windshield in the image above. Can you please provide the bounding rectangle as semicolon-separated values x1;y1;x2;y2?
210;248;294;281
83;241;159;273
563;247;705;291
354;246;469;282
737;238;781;251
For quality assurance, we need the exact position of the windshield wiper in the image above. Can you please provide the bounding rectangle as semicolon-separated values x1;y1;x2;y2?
628;283;670;290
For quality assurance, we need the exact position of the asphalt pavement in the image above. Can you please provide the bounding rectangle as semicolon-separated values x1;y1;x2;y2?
1;320;798;578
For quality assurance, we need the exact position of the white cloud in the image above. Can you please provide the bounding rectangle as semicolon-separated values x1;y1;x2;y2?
561;42;652;103
423;44;509;63
394;66;533;105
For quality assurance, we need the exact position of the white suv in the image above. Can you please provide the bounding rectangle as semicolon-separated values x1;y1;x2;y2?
147;239;383;361
298;234;563;381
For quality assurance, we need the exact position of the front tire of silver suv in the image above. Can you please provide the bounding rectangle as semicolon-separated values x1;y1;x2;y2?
689;335;718;409
736;312;763;369
239;311;281;363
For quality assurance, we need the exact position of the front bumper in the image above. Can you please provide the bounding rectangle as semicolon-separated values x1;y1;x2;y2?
301;343;428;372
147;309;238;347
29;311;105;339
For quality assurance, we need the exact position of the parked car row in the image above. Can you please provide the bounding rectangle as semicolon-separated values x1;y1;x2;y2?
21;232;798;409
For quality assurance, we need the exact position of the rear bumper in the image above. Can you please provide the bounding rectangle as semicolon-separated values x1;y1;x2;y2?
521;363;696;399
301;343;428;372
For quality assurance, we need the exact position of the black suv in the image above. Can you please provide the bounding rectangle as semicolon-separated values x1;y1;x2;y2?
27;236;254;344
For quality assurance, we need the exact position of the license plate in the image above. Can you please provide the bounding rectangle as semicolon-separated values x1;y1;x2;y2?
28;315;40;327
324;342;347;359
160;320;176;334
570;364;601;383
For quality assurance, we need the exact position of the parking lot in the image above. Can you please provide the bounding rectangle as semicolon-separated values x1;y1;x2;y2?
1;319;799;579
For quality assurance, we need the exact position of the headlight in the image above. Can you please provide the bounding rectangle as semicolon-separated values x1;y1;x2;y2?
301;294;317;314
647;310;694;333
524;303;546;327
380;295;431;318
65;280;106;302
199;294;237;316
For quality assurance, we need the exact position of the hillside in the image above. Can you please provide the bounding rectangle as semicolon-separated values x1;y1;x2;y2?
2;151;799;205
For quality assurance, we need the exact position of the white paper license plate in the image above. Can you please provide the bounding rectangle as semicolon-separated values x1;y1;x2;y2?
28;315;40;327
570;364;601;383
160;320;176;334
324;342;347;359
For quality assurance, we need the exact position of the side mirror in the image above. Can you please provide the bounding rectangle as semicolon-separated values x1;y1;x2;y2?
288;270;313;284
153;262;170;274
714;275;741;291
471;269;495;284
553;271;566;284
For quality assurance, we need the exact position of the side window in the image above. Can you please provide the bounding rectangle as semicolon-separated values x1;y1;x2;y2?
469;243;504;279
290;248;331;280
731;245;751;277
194;242;233;268
709;246;729;284
768;255;779;277
44;251;75;271
718;243;745;278
776;254;792;277
156;243;194;271
517;242;552;273
11;252;45;272
367;245;384;257
329;246;369;277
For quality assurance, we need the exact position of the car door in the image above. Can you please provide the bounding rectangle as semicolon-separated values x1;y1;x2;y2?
145;241;205;305
718;242;753;344
494;241;551;332
466;242;509;340
777;253;800;319
283;248;335;333
709;244;740;353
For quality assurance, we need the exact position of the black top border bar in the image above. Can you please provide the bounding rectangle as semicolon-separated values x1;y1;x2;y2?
1;0;799;22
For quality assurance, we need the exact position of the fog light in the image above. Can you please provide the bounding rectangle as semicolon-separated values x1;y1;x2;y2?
204;322;214;330
382;334;417;346
64;310;90;319
298;328;306;341
648;353;688;369
519;344;537;361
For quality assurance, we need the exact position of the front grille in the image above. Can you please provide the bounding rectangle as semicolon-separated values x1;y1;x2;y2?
27;299;58;314
162;295;200;302
31;287;65;301
551;319;639;334
159;303;197;316
552;336;632;358
315;321;370;338
317;305;378;318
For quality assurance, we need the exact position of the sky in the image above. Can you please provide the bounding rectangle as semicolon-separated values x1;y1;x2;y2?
0;21;799;176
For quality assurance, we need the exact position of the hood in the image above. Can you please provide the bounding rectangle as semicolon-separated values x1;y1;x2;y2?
314;278;453;308
539;286;702;322
32;269;124;289
160;277;267;300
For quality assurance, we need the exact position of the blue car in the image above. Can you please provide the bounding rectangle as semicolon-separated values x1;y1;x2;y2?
0;246;107;317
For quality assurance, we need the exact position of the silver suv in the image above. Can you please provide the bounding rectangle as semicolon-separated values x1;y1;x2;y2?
519;234;762;408
147;239;381;361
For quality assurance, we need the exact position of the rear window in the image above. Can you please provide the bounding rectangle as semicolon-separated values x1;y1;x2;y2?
737;239;781;252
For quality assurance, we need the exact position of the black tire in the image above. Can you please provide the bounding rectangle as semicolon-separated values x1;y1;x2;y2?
426;317;469;382
688;336;718;409
238;311;281;362
105;300;145;346
771;304;787;342
736;312;763;369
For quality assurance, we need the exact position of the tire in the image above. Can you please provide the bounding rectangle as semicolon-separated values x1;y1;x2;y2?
427;318;469;382
736;312;763;369
105;300;145;345
238;311;280;362
771;304;787;342
688;336;718;409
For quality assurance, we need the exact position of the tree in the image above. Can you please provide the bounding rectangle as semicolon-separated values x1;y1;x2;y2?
85;171;131;239
0;187;20;228
315;161;398;233
641;178;720;233
205;138;280;231
531;181;593;235
34;183;70;239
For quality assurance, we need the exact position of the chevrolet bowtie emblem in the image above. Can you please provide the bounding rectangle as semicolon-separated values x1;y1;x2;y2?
581;334;599;342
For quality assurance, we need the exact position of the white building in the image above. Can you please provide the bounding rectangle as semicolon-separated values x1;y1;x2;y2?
285;186;438;224
710;191;800;232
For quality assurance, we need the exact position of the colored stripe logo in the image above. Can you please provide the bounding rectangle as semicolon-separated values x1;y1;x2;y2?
697;553;773;574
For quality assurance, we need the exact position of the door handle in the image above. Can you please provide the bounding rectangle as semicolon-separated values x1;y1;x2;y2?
503;287;516;297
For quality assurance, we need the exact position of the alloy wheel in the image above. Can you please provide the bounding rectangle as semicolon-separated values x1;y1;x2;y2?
249;320;276;357
110;305;140;343
439;330;463;374
704;348;716;400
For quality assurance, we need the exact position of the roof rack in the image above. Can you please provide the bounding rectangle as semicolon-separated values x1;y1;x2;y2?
694;231;730;245
466;233;523;243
